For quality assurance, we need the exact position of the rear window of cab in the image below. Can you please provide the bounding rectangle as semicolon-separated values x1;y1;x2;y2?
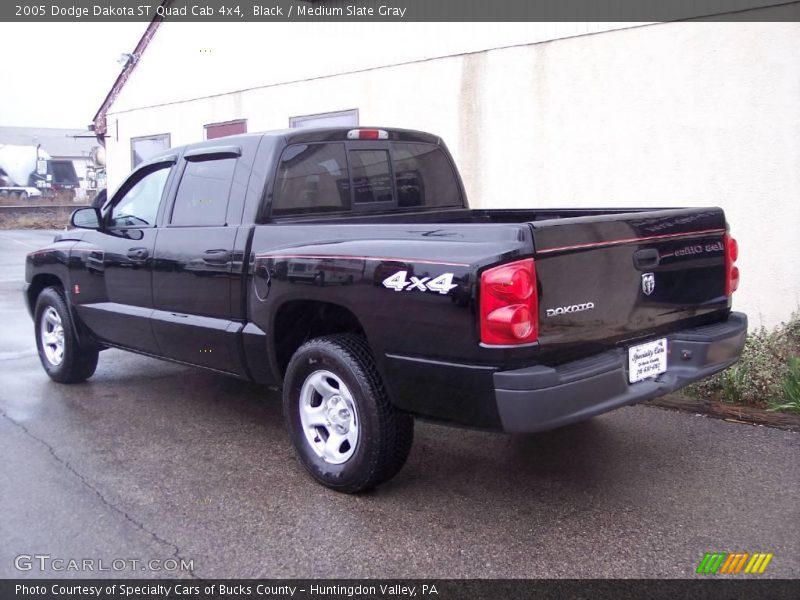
271;141;462;216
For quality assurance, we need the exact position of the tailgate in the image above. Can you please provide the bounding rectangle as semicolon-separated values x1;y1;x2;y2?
530;208;730;358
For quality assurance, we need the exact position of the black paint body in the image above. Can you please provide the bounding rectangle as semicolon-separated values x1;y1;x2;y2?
24;128;743;431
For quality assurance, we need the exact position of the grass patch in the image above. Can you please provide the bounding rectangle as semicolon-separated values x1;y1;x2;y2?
0;210;71;230
686;311;800;414
772;356;800;414
0;192;77;206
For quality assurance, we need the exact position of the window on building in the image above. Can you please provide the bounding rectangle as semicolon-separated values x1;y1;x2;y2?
289;109;359;129
272;143;350;216
131;134;171;169
349;150;393;204
110;166;171;228
170;158;236;226
390;143;463;208
204;120;247;140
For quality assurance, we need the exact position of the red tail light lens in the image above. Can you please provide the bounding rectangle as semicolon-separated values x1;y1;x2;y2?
724;233;739;296
484;265;534;301
480;258;538;345
727;236;738;262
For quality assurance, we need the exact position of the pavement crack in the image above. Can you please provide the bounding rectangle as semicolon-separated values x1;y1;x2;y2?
0;410;199;579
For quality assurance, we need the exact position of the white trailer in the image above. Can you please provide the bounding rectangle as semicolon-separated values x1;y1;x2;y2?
0;144;49;200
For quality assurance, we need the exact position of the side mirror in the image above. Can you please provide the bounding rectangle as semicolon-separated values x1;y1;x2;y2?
70;207;101;230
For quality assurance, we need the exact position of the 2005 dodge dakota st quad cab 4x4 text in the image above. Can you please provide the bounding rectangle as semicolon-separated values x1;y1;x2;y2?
25;127;746;492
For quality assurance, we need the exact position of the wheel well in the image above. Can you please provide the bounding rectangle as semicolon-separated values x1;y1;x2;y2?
274;301;366;376
27;274;63;312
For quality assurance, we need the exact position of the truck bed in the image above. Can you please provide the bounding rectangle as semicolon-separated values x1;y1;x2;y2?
265;205;730;364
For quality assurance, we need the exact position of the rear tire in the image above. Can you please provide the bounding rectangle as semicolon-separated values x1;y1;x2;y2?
34;287;98;383
283;334;414;493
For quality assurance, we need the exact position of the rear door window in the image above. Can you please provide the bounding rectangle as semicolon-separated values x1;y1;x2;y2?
390;143;462;208
170;158;236;226
272;143;350;216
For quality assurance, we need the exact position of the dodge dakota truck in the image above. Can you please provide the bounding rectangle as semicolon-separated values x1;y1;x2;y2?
25;127;746;492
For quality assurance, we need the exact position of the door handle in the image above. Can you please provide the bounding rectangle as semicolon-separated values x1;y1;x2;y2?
632;248;660;271
127;247;149;260
202;249;232;264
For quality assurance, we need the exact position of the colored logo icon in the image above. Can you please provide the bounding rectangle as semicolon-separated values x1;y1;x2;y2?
697;552;773;574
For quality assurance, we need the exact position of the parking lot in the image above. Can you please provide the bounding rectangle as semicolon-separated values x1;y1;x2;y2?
1;229;798;579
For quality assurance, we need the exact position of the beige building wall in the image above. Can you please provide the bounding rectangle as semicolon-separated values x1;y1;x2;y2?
105;16;800;328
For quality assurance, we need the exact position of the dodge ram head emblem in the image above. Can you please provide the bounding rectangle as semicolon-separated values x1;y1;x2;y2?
641;272;655;296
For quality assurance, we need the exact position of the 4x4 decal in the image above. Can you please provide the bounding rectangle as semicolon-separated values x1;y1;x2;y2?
382;271;458;295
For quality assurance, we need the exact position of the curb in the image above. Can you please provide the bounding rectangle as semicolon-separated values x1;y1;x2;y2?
646;394;800;433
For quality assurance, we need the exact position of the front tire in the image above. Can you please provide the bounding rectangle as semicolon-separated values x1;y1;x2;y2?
283;334;414;493
34;287;98;383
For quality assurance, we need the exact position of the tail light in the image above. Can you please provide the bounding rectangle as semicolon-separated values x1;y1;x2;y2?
480;258;538;345
724;232;739;297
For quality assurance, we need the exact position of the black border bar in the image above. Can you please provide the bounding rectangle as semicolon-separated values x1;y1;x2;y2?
4;0;800;22
2;579;800;600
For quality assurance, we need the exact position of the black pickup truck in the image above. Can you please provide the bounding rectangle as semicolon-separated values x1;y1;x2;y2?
25;127;746;492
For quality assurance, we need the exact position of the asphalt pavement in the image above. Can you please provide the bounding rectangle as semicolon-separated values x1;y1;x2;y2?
0;229;798;579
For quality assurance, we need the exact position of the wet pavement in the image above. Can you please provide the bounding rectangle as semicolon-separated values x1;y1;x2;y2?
1;229;798;579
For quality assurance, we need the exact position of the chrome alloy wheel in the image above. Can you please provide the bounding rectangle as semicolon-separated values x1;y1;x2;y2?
298;370;359;465
40;306;65;366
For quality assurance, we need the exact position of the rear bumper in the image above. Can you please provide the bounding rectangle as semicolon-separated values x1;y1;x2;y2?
494;312;747;433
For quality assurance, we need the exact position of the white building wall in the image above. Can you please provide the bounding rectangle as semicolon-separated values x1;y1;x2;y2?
105;16;800;328
110;21;646;114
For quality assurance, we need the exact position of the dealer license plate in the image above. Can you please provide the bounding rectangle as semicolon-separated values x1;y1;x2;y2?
628;338;668;383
